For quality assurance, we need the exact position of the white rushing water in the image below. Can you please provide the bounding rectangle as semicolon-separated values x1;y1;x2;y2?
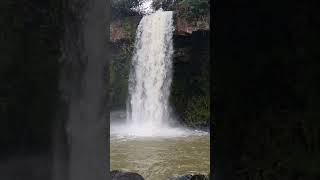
127;10;176;136
127;10;174;129
111;10;208;138
112;10;190;137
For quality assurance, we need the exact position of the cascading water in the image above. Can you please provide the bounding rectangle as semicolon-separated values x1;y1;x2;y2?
111;10;190;137
127;10;174;135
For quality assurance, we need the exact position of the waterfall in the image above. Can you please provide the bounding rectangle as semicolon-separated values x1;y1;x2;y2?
126;10;175;136
111;9;191;137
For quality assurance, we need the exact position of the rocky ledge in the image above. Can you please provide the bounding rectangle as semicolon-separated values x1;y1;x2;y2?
110;170;210;180
110;15;209;43
111;170;144;180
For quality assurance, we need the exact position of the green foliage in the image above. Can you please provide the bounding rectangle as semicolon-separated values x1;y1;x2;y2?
110;41;134;109
111;0;142;19
110;16;137;109
122;18;136;39
170;68;210;128
180;0;208;9
170;45;210;128
152;0;176;11
177;0;209;19
184;95;210;127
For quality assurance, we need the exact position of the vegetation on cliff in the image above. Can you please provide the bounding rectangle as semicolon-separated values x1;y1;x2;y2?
110;39;133;109
110;15;137;108
169;30;210;128
153;0;209;19
111;0;142;19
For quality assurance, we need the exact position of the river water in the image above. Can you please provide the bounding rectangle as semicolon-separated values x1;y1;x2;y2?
110;111;210;180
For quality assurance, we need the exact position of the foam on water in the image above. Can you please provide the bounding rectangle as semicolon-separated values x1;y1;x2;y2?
111;111;208;139
111;123;204;138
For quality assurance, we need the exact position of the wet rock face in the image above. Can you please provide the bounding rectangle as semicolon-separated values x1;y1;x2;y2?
110;14;209;42
110;16;142;42
174;16;210;36
110;170;145;180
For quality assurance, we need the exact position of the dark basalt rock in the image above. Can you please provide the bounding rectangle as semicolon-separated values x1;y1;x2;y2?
173;174;192;180
173;174;209;180
110;170;145;180
190;174;209;180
